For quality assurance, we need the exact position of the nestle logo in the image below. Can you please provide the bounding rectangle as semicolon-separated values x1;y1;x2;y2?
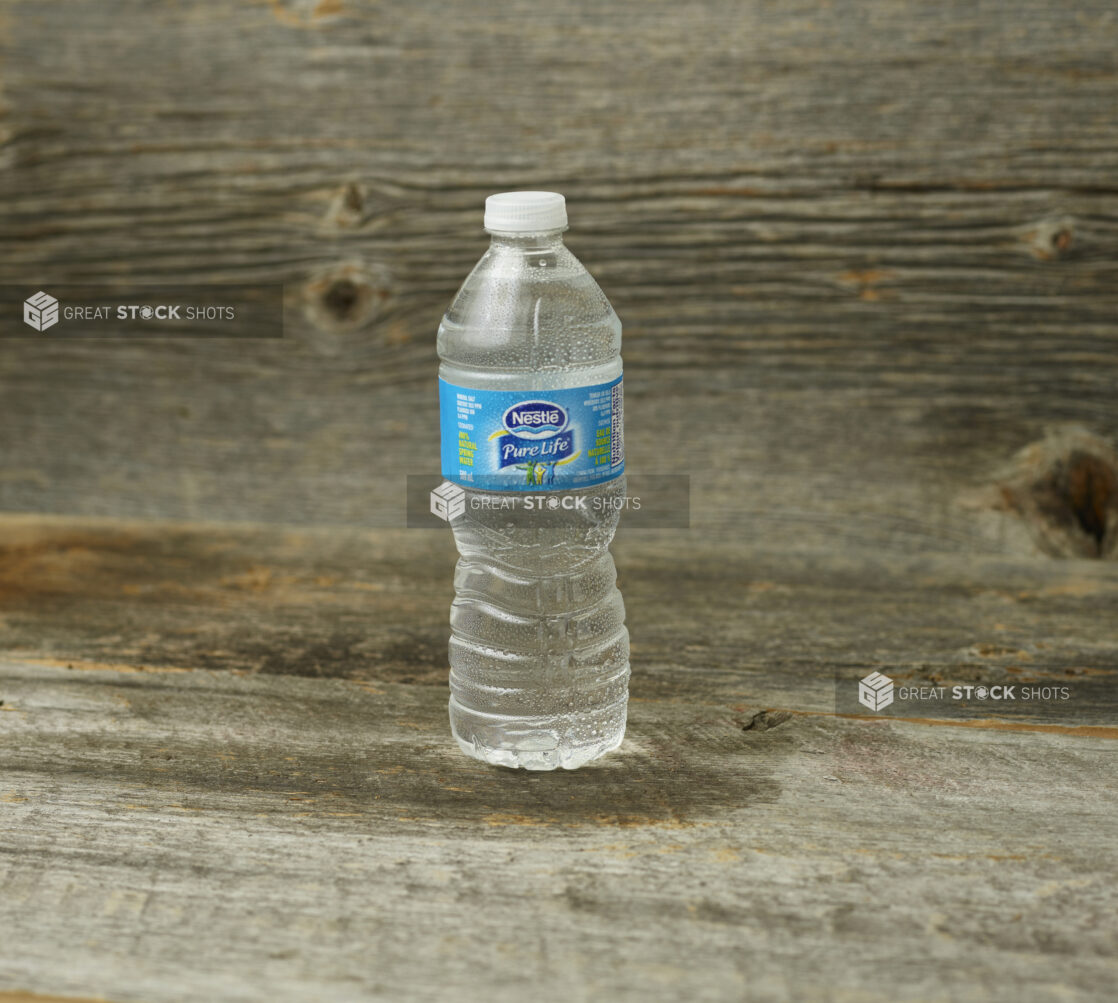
502;400;568;439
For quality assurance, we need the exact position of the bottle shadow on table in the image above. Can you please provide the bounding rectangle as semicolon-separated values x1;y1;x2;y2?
14;673;789;827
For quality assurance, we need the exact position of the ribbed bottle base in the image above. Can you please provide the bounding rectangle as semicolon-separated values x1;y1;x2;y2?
448;693;628;771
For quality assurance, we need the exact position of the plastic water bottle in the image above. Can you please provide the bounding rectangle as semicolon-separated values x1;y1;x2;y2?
437;191;629;770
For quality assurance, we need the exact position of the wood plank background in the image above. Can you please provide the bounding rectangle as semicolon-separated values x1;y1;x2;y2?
0;0;1114;558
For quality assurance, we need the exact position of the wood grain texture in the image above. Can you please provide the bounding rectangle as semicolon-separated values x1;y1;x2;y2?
1;515;1117;999
0;993;116;1003
2;2;1118;998
4;660;1117;1003
1;514;1116;722
2;648;1117;1000
0;1;1115;556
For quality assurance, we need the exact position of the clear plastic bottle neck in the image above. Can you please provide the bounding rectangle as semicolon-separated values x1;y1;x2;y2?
485;228;567;251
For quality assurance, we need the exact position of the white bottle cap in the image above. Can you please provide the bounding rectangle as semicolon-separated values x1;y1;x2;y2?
484;191;567;233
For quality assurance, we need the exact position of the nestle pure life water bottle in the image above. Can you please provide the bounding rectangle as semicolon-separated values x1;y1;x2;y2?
437;192;628;770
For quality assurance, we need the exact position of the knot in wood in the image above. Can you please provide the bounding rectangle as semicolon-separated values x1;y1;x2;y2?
1025;217;1075;260
303;261;393;335
996;427;1118;558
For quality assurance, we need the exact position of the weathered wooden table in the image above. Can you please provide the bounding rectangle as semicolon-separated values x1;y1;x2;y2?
2;0;1117;999
1;517;1116;1001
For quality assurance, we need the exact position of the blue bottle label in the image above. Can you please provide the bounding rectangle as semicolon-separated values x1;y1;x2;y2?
439;375;624;491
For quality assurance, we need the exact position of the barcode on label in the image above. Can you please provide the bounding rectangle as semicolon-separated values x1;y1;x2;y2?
611;380;624;467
